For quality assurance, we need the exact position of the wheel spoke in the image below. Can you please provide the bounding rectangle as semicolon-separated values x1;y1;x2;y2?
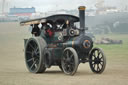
97;51;101;58
93;64;96;69
100;56;103;60
92;61;95;64
35;59;39;65
34;52;40;58
64;63;68;71
27;58;34;62
34;59;39;68
68;65;73;72
66;51;69;58
26;51;32;54
97;64;100;71
69;54;74;61
93;53;96;58
28;43;35;50
34;64;38;69
70;54;73;58
33;42;38;49
30;61;36;69
94;51;97;57
100;60;103;62
36;51;40;55
63;57;66;62
70;61;74;65
35;47;39;52
91;59;95;62
99;63;103;67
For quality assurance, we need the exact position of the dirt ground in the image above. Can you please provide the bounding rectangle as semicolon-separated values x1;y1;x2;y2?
0;22;128;85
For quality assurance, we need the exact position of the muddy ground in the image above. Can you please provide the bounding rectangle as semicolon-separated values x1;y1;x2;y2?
0;22;128;85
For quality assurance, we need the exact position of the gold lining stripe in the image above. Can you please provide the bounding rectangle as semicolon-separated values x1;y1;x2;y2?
79;6;86;10
72;37;77;48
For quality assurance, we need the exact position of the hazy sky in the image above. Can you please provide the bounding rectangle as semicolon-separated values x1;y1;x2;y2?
0;0;127;12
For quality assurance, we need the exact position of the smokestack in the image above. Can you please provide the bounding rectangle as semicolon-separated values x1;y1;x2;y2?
78;6;86;30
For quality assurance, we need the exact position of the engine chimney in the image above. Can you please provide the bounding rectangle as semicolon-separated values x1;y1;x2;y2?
78;6;86;30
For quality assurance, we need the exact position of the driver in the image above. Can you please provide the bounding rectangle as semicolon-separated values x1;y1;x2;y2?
45;24;54;37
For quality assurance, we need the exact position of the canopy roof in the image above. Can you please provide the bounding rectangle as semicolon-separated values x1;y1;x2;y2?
20;14;79;26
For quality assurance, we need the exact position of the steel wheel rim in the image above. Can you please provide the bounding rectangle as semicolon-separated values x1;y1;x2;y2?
25;40;40;72
62;49;75;74
90;48;106;73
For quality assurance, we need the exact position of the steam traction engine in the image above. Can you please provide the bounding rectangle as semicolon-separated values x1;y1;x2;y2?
20;6;106;75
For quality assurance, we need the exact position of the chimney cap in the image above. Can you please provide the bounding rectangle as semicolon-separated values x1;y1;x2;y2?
78;6;86;10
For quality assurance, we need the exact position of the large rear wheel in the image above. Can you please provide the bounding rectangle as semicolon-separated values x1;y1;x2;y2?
25;37;47;73
61;47;79;75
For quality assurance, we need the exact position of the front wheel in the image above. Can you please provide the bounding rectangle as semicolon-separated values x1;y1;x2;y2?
89;48;106;74
61;47;79;75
